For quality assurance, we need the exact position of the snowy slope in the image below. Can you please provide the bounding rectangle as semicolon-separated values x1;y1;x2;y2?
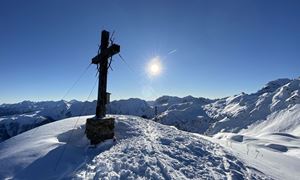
210;132;300;180
0;115;270;180
241;104;300;136
209;104;300;179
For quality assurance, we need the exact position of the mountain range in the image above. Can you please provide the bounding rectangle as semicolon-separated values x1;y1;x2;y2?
1;77;300;143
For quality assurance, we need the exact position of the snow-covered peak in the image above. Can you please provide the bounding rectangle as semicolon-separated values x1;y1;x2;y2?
154;95;183;106
69;99;80;104
256;78;292;95
154;95;211;107
108;98;154;118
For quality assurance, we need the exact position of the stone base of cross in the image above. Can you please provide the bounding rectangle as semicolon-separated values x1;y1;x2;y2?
86;116;114;145
85;30;120;145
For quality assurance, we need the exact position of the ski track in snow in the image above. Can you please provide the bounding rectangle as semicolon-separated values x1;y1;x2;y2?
74;116;269;180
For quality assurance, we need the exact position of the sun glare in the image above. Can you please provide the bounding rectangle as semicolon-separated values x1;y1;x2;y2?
147;57;162;77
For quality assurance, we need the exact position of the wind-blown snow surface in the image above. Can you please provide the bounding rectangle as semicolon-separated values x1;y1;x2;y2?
0;115;270;180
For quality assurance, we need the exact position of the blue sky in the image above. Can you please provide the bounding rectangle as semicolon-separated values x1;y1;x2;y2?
1;0;300;103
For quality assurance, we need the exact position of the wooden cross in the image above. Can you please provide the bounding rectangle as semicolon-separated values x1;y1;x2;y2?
92;30;120;118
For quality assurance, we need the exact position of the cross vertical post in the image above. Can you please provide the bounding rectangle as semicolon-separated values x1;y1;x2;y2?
91;30;120;118
86;30;120;145
96;30;109;118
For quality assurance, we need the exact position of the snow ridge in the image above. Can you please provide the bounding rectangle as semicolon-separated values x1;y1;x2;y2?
0;115;269;179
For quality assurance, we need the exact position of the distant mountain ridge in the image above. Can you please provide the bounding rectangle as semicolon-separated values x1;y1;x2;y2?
157;78;300;136
1;77;300;142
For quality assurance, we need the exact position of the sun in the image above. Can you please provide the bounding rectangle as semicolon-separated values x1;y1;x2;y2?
150;63;160;74
147;56;162;77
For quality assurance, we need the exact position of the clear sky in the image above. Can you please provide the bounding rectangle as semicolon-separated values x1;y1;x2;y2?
1;0;300;104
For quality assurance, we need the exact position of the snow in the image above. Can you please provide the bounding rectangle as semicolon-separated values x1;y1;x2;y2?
210;132;300;180
0;115;269;180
